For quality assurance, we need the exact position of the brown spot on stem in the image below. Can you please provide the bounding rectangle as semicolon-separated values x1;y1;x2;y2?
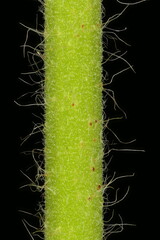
97;185;101;190
71;103;75;107
81;24;85;28
92;167;95;172
89;122;92;126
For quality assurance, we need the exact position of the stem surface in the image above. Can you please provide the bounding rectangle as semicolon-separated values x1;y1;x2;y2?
44;1;103;239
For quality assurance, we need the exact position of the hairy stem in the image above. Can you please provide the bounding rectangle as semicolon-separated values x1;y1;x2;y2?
44;1;103;239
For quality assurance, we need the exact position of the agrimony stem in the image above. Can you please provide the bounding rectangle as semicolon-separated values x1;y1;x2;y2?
44;1;103;240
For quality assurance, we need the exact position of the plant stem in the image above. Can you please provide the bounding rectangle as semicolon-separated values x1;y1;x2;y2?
44;1;103;239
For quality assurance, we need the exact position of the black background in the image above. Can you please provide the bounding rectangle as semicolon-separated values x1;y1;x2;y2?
2;0;158;239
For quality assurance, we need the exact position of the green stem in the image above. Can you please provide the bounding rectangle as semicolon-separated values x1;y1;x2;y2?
44;1;103;239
